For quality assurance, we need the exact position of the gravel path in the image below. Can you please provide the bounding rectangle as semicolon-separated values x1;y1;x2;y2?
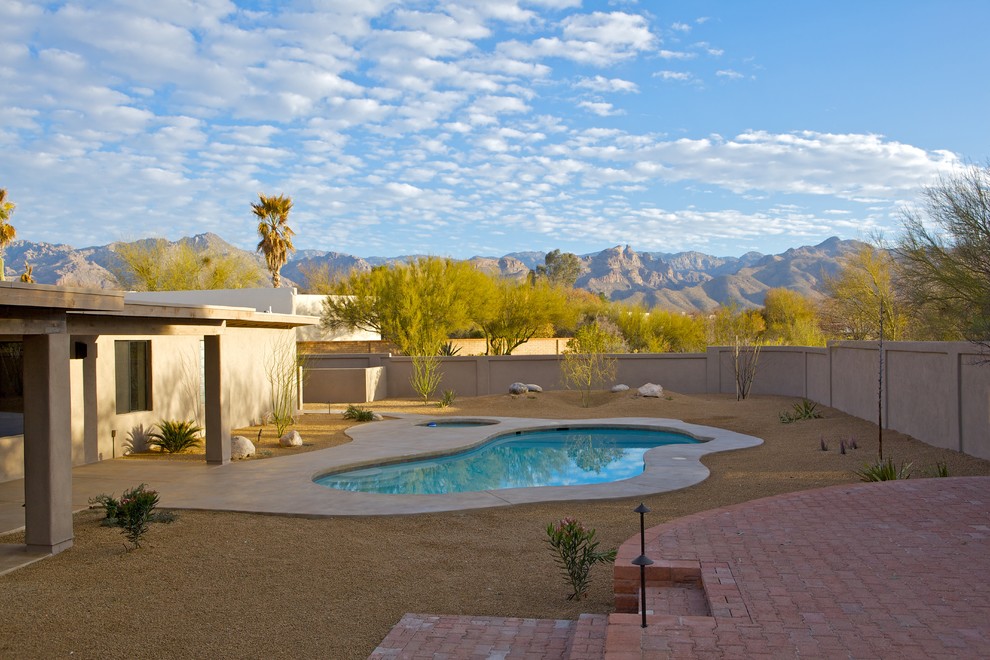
2;391;987;659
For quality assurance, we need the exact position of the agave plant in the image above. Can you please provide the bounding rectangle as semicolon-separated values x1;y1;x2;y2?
148;420;203;454
855;457;913;482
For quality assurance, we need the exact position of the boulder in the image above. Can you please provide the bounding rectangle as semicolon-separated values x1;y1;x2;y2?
638;383;664;398
526;384;543;393
509;382;529;395
279;430;303;447
611;384;630;393
371;413;384;421
230;435;256;460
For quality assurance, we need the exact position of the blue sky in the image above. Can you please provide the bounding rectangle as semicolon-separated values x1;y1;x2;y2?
1;0;987;258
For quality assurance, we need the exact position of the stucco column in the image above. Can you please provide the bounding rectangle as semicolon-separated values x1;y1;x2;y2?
22;333;74;554
203;334;231;465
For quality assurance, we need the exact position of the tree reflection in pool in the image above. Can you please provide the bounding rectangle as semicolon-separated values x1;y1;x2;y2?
313;427;699;494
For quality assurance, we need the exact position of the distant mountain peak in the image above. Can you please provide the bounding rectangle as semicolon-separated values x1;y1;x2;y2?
5;234;868;312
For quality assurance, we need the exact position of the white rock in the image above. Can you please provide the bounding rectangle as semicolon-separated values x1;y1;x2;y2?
638;383;664;398
611;384;630;393
526;384;543;393
279;430;303;447
230;435;256;460
509;382;529;395
371;413;384;421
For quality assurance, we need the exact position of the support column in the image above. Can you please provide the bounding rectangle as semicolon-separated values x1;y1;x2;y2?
22;333;73;554
203;334;230;465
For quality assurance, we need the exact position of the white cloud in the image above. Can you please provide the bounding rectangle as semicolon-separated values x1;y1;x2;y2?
716;69;744;80
575;75;639;93
498;11;656;65
655;70;692;81
658;49;695;60
578;101;620;116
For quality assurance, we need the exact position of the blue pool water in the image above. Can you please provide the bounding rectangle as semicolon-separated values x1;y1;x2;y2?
314;426;699;494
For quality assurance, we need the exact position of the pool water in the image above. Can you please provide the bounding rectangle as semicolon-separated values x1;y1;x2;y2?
314;426;699;494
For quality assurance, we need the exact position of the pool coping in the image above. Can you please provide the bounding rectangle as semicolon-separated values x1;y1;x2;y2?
153;414;763;516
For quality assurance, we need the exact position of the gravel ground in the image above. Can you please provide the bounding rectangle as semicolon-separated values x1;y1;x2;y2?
2;391;987;659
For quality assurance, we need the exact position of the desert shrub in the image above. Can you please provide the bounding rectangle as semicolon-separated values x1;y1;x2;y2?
437;389;456;408
779;399;824;423
117;484;159;548
410;353;443;403
89;493;120;522
342;404;375;422
561;321;622;407
545;517;616;601
147;420;202;454
929;461;950;478
855;458;913;482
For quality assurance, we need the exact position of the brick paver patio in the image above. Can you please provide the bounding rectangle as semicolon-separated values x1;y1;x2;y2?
372;477;990;658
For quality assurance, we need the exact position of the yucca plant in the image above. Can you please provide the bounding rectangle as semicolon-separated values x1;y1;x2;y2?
148;420;203;454
855;457;913;482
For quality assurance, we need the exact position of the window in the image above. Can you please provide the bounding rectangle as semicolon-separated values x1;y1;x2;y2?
115;340;151;413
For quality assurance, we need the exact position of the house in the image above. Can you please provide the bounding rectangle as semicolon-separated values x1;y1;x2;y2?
0;281;316;555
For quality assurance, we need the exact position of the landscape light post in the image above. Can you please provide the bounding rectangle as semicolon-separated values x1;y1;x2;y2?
632;503;653;628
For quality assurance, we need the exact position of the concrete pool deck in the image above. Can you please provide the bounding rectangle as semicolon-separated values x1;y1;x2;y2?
0;414;759;574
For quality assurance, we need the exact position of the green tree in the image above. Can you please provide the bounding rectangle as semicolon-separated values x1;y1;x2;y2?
705;305;766;346
253;193;295;288
0;188;16;282
471;278;574;354
322;257;482;356
822;246;906;340
609;303;707;353
896;164;990;343
534;249;582;288
761;288;825;346
113;239;265;291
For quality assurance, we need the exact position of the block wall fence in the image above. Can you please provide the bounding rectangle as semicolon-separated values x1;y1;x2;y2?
302;341;990;461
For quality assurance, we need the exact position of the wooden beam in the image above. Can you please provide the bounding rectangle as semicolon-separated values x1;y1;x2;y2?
66;316;225;336
0;282;125;311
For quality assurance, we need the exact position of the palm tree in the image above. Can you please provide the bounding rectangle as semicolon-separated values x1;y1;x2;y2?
0;188;16;282
252;193;295;288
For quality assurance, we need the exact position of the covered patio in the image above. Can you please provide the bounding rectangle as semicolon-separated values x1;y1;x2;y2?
0;281;313;561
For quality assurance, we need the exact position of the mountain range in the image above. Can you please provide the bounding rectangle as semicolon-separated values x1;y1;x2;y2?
2;234;865;313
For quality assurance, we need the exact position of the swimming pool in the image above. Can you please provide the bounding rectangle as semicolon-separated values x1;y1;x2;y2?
314;426;700;494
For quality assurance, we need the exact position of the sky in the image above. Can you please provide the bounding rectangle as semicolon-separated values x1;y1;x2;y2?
1;0;988;259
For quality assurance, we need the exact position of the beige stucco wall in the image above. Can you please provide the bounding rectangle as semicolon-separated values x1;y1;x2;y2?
0;326;298;482
302;341;990;460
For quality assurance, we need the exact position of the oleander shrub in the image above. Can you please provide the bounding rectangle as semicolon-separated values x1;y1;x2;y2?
545;517;616;601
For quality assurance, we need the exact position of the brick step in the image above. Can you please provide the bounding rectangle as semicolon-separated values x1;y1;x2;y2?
564;613;608;660
369;613;577;658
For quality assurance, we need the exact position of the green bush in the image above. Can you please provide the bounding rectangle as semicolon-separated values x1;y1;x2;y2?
436;389;456;408
855;457;913;481
342;404;375;422
779;399;824;424
545;517;616;601
117;484;159;548
90;484;169;549
147;419;203;453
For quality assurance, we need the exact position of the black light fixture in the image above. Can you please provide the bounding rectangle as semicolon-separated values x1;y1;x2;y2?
633;503;653;628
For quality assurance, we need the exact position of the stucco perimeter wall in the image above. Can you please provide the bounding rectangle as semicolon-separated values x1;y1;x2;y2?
829;342;990;460
302;341;989;460
707;346;829;398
